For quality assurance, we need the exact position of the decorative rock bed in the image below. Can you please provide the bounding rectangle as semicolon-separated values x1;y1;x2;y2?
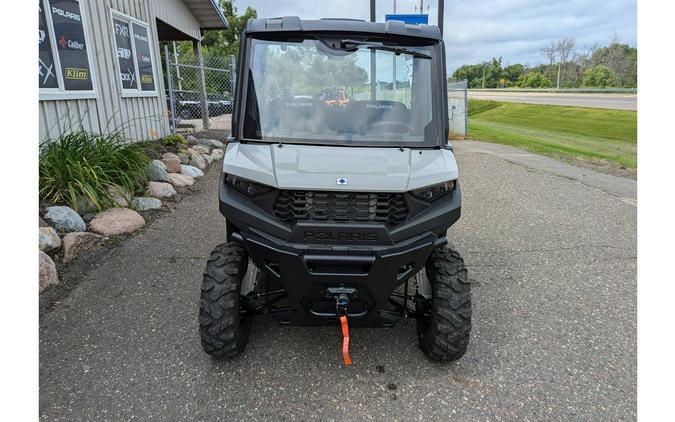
168;173;194;187
62;232;107;264
161;153;183;173
181;165;204;178
147;181;177;198
38;136;226;293
89;208;146;236
45;206;86;232
130;197;162;211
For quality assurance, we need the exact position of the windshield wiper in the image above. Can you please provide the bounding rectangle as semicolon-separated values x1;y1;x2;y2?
340;39;431;60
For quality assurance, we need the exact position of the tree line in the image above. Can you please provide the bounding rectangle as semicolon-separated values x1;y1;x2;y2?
451;35;637;89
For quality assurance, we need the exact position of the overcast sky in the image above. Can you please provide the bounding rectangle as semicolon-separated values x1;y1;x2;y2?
235;0;637;73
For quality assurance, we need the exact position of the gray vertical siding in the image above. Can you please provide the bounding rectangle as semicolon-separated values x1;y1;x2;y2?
150;0;202;39
39;0;201;142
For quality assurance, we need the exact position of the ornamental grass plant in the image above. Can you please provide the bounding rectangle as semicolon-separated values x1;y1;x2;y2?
39;130;150;212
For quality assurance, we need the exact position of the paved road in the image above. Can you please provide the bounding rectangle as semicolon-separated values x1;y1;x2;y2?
468;90;637;110
40;141;637;421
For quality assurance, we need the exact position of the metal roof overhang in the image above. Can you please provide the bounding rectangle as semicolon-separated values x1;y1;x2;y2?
183;0;229;30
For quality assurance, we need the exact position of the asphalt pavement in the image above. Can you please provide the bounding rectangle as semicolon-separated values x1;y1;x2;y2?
39;141;637;421
468;90;637;110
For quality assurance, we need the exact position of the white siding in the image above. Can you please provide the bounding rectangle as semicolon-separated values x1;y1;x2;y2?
150;0;202;40
39;0;201;142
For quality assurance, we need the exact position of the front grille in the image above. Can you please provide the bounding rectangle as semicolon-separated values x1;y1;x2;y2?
274;190;408;227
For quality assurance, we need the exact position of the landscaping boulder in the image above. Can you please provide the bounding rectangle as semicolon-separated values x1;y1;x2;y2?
189;152;207;170
203;153;214;165
89;208;145;236
62;232;107;264
210;149;224;161
81;213;95;223
168;173;194;187
45;206;86;232
146;159;171;182
180;165;204;178
147;181;176;198
161;153;182;173
130;197;162;211
186;135;198;145
39;251;59;292
107;185;131;207
197;138;225;149
178;153;189;165
75;196;96;214
39;227;61;252
192;144;210;155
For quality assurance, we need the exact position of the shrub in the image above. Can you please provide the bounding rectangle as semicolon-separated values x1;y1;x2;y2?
160;133;187;147
39;130;150;212
516;71;553;88
582;65;621;87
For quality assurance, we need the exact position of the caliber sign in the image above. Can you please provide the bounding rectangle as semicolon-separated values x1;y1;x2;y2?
50;0;92;90
132;23;155;91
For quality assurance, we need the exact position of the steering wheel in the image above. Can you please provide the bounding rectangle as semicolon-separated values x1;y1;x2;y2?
369;121;414;135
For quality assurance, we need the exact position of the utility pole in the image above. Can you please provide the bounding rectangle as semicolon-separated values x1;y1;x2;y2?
392;0;397;97
482;65;486;89
557;60;561;89
438;0;444;35
370;0;376;101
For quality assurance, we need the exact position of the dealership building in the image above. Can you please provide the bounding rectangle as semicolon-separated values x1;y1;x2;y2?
38;0;228;141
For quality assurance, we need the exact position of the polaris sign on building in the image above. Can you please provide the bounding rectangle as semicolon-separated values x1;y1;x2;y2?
38;0;228;142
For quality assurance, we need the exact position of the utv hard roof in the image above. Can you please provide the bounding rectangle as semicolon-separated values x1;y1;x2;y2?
245;16;442;41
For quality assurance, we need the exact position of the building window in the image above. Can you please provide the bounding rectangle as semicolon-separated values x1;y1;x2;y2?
39;0;97;99
111;11;158;97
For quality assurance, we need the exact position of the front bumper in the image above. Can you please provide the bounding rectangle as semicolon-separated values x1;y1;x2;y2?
219;177;461;327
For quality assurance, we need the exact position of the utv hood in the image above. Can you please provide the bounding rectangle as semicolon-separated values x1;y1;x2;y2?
222;143;459;192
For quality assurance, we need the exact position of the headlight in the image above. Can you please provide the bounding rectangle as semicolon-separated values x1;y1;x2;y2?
225;174;273;196
411;180;455;201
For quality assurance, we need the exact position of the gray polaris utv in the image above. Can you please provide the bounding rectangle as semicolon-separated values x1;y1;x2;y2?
199;17;470;363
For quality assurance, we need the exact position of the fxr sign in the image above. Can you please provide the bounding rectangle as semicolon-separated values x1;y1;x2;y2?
115;23;130;37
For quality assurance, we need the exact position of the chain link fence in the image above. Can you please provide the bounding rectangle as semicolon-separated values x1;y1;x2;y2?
447;79;468;137
164;47;236;139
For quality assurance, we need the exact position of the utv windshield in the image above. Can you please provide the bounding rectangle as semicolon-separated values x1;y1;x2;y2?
242;37;438;145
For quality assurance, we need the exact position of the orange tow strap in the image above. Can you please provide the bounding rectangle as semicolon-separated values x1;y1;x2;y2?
340;315;352;365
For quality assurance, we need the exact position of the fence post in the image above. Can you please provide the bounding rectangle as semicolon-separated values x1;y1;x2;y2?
463;80;468;136
229;55;236;103
193;40;210;130
164;44;176;135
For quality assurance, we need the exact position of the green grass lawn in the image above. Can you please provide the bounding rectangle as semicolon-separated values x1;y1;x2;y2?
467;100;637;168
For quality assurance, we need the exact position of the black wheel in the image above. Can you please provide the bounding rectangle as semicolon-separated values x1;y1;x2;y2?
199;242;252;358
417;247;471;361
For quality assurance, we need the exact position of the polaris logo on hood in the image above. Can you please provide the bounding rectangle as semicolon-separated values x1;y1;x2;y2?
336;177;348;185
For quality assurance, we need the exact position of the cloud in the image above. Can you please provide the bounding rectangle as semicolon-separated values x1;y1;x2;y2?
235;0;636;72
